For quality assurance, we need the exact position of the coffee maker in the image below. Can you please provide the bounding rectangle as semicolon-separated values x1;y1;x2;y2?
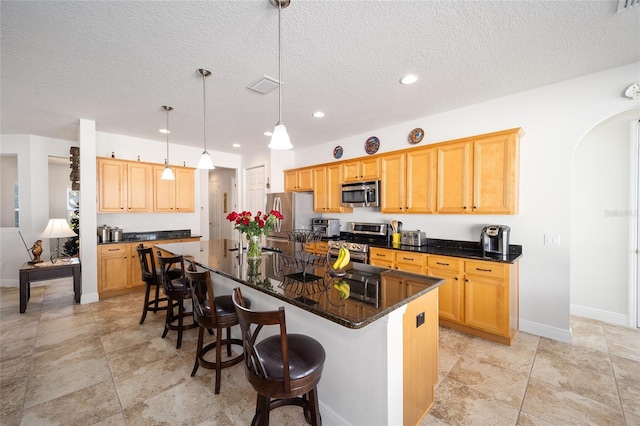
481;225;511;259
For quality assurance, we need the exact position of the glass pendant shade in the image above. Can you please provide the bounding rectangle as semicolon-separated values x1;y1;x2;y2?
161;165;175;180
198;151;214;169
268;122;292;150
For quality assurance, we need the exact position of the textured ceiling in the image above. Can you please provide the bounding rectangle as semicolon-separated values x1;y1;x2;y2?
1;1;639;154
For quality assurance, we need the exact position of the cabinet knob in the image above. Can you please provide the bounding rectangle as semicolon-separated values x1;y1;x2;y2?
463;206;467;210
454;277;458;281
473;206;477;210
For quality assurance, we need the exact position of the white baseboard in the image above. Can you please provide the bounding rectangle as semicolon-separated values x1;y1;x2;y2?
0;279;19;287
570;304;629;326
519;319;572;344
319;400;351;426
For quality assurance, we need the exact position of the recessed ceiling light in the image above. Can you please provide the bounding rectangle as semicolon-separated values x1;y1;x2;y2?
312;111;325;118
400;74;418;85
264;131;273;136
159;129;170;134
232;143;241;148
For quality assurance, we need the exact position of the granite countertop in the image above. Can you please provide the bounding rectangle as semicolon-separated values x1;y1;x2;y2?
371;238;522;264
98;229;200;245
155;239;444;329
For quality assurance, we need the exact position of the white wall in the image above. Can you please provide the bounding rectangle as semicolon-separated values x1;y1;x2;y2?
570;109;637;325
0;155;18;227
292;62;640;342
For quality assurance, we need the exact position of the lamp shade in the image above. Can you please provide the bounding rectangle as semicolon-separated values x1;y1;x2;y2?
39;218;77;239
161;165;175;180
197;151;215;169
268;123;293;150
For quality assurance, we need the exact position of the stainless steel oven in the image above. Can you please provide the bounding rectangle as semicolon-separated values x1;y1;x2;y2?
328;241;368;264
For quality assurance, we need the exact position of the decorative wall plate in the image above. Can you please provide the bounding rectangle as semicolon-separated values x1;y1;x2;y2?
408;128;424;144
333;145;343;159
365;137;380;155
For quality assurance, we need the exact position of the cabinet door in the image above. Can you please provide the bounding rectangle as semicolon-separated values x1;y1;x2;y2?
341;161;361;182
325;164;347;212
126;163;152;212
436;142;472;214
153;166;175;212
312;167;329;212
99;245;131;292
380;274;405;307
432;268;463;323
284;170;298;192
174;167;195;212
406;148;436;214
464;274;508;336
297;168;314;191
381;153;406;213
97;159;126;212
360;157;380;181
473;134;518;214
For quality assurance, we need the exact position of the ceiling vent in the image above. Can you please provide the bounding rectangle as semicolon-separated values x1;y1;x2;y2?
247;75;280;94
617;0;639;12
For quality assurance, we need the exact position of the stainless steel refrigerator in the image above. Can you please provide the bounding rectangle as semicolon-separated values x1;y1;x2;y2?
264;192;314;252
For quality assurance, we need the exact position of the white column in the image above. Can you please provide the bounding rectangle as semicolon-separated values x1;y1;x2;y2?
79;119;99;304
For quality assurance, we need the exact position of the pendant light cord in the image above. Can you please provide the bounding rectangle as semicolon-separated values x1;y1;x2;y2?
202;73;207;151
277;0;282;124
166;108;170;164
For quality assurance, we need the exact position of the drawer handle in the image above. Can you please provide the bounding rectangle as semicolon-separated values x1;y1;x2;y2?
436;262;449;266
375;253;384;257
476;267;492;272
108;248;119;251
403;257;414;261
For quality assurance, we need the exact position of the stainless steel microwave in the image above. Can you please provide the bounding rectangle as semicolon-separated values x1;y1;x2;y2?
341;180;380;208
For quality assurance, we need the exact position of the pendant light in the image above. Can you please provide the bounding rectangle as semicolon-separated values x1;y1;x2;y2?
197;68;215;169
161;106;175;180
268;0;293;150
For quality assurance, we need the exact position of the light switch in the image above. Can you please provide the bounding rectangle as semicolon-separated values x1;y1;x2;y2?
544;234;561;245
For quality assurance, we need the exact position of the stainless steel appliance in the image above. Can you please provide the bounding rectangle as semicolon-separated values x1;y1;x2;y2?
328;222;389;264
339;265;381;307
341;180;380;208
401;230;426;246
265;192;314;252
481;225;511;258
311;218;340;237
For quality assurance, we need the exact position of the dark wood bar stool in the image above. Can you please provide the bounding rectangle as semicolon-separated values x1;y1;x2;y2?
185;269;251;394
232;287;325;426
156;252;197;349
136;244;173;324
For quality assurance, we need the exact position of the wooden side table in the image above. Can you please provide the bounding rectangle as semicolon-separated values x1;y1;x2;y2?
19;258;81;313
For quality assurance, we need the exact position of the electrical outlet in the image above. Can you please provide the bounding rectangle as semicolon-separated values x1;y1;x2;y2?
416;312;425;328
544;234;561;245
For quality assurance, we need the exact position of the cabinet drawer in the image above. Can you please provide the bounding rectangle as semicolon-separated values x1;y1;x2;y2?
465;260;505;279
370;248;394;260
99;244;129;256
428;255;460;272
317;241;329;253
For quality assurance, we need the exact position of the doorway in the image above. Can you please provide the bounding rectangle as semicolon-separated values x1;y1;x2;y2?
208;167;236;241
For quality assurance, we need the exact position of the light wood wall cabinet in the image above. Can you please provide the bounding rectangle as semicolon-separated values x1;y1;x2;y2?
152;166;195;212
312;164;352;213
436;129;522;214
98;159;152;212
341;157;380;182
380;148;436;214
97;157;195;213
284;168;313;192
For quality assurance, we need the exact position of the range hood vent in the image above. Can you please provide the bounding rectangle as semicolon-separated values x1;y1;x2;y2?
247;75;280;94
617;0;639;12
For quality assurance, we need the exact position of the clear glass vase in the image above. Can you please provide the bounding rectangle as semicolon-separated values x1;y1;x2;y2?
247;234;262;259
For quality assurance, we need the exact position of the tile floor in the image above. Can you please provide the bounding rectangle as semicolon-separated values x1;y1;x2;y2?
1;278;639;426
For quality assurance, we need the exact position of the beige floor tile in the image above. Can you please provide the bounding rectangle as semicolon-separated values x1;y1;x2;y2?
437;345;459;384
0;336;35;363
447;355;529;406
603;323;640;362
537;337;614;376
196;411;235;426
0;408;22;426
463;331;538;374
91;412;128;426
113;354;192;409
438;326;474;355
123;380;221;426
516;410;554;425
427;377;520;425
20;379;121;426
24;355;112;408
33;322;99;353
522;378;625;425
570;315;609;353
106;337;178;376
30;336;104;374
617;375;640;418
0;372;28;418
100;324;161;354
625;411;640;426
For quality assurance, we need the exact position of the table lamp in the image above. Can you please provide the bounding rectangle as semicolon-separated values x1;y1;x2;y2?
39;218;77;263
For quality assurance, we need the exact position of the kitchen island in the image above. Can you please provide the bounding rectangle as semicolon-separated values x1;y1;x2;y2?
156;239;444;426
